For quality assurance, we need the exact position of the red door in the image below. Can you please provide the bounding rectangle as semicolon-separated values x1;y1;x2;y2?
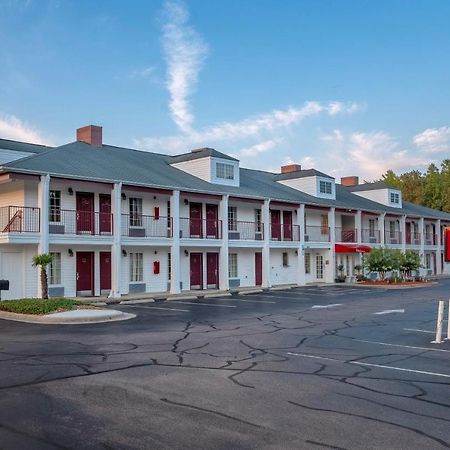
76;252;94;296
206;252;219;288
255;252;262;286
206;204;219;238
76;192;94;234
99;194;112;234
189;203;203;238
283;211;293;240
190;253;203;289
405;222;411;244
271;210;281;240
100;252;111;294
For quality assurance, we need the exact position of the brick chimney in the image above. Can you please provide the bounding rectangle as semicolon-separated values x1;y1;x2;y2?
341;176;359;187
281;164;302;174
76;125;102;147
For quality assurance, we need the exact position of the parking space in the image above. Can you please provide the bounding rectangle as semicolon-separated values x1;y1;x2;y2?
1;281;449;449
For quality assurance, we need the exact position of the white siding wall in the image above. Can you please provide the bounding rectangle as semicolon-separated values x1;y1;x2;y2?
270;249;298;285
278;176;336;199
171;157;212;182
233;248;256;287
353;188;402;208
0;182;25;207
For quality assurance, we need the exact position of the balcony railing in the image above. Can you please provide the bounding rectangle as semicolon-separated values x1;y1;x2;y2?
385;230;402;245
49;209;113;236
361;229;381;244
335;228;357;243
228;221;264;240
304;225;330;242
406;232;421;245
122;215;172;238
0;206;40;233
270;223;300;241
180;218;222;239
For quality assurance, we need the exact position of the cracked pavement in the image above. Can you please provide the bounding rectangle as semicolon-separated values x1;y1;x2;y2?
1;282;450;449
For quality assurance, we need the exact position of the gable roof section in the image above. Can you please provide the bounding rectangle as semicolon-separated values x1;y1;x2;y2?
170;147;238;164
274;168;334;181
346;181;397;192
0;138;52;154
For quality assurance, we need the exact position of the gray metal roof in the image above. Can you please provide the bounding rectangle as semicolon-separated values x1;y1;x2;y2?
0;138;52;154
170;147;239;163
273;168;334;181
346;181;396;192
2;140;450;221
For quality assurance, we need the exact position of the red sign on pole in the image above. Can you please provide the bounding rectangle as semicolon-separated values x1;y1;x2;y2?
445;227;450;262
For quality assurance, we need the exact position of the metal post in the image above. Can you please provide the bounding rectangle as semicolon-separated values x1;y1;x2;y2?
447;299;450;341
432;300;445;344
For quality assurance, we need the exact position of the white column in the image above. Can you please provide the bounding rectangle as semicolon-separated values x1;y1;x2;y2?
170;190;181;293
37;174;50;298
400;215;407;252
219;195;229;291
379;213;386;246
419;217;425;276
327;207;336;283
109;182;122;298
262;199;271;288
297;204;306;286
436;219;442;275
355;210;363;266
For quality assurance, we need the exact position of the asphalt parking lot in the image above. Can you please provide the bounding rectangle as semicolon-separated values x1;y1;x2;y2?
1;282;450;449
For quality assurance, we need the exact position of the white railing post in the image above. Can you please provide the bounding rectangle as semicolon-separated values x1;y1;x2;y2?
297;204;306;286
219;194;229;291
110;182;122;299
432;300;445;344
262;199;271;288
327;207;336;283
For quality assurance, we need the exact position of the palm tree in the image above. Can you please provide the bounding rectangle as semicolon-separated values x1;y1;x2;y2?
32;254;53;299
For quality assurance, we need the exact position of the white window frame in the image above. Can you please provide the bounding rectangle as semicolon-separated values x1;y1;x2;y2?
216;162;234;180
255;209;262;233
228;206;237;231
305;253;311;274
49;252;61;285
228;253;238;278
282;252;289;267
319;180;332;195
130;252;144;282
390;192;400;204
369;219;376;238
49;190;61;222
129;198;143;227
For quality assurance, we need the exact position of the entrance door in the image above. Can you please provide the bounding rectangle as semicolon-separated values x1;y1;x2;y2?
316;255;324;280
206;252;219;288
255;252;262;286
76;192;94;234
405;222;411;244
271;210;281;240
283;211;292;241
76;252;94;296
190;253;203;289
100;252;111;295
205;204;218;238
99;194;112;234
189;203;203;238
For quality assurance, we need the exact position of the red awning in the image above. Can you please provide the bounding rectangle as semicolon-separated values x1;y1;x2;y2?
335;244;372;253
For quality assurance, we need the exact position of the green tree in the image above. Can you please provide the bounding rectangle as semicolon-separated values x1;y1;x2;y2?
381;170;402;190
32;254;53;299
441;159;450;213
399;250;421;278
399;170;424;204
364;247;395;280
423;163;443;210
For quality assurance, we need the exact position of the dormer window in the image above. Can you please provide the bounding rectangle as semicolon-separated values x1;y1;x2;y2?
216;162;234;180
319;180;333;195
390;192;400;204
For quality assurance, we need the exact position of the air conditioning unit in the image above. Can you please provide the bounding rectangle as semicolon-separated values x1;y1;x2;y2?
228;231;240;240
254;232;263;240
304;235;310;242
129;228;145;237
49;224;65;234
369;237;377;243
390;239;398;244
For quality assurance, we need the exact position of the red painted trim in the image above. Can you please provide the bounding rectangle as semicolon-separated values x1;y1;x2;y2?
123;185;172;195
270;200;300;208
304;205;331;211
336;208;357;214
229;196;264;204
52;177;113;188
181;191;222;200
335;244;372;253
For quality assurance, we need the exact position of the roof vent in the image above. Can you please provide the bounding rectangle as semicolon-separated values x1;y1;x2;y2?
281;164;302;174
341;176;359;187
76;125;102;147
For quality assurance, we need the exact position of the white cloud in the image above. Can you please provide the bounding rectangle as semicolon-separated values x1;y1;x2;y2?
162;0;208;133
413;126;450;154
0;113;50;145
130;66;156;80
240;139;280;157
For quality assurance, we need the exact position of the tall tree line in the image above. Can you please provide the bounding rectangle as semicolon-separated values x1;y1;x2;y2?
379;159;450;213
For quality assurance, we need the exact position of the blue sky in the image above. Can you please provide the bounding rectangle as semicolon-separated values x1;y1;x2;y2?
1;0;450;179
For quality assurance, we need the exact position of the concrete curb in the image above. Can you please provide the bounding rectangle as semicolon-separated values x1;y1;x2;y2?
120;299;155;305
352;282;439;289
238;289;264;295
203;292;232;299
0;309;135;325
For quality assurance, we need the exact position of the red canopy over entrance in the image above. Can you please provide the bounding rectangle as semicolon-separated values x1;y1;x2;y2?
335;244;372;253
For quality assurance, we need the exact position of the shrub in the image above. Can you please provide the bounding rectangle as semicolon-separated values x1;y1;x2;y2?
0;298;83;315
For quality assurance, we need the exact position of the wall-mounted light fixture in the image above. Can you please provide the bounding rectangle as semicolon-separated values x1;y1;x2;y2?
68;187;74;196
184;199;189;205
153;196;157;200
122;249;127;257
184;249;189;256
121;193;127;201
294;250;298;255
68;249;74;257
154;250;158;255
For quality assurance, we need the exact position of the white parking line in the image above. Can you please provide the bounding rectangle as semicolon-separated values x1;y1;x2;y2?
404;328;435;334
311;304;342;309
173;301;237;308
353;339;450;353
287;352;450;379
126;305;190;312
374;309;405;315
229;299;276;304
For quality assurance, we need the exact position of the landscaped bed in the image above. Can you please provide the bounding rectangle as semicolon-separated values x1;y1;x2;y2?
0;298;90;315
358;280;436;287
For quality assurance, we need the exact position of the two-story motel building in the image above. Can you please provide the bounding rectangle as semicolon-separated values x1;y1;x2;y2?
0;125;449;300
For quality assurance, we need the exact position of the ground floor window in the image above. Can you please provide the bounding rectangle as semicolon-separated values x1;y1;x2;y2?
305;253;311;274
229;253;238;278
168;252;171;280
49;252;61;285
282;252;289;267
426;253;431;270
130;252;143;282
316;255;324;279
